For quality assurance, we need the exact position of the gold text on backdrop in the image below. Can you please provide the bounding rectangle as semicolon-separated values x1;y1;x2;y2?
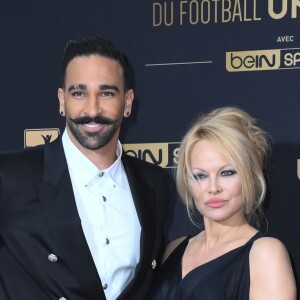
226;48;300;72
152;0;300;27
123;143;180;168
268;0;300;19
277;36;294;42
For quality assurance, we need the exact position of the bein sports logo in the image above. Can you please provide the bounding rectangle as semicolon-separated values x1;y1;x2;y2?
123;142;180;168
226;48;300;72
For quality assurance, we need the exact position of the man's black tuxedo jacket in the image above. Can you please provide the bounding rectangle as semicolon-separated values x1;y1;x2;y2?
0;138;172;300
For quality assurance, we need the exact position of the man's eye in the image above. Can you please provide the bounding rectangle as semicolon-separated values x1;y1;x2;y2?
101;92;114;97
221;170;237;177
193;173;207;181
72;91;84;97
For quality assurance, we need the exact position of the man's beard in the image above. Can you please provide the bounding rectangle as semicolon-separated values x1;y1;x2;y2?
67;115;122;150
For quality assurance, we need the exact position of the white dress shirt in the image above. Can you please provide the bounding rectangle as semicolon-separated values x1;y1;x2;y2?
62;130;141;300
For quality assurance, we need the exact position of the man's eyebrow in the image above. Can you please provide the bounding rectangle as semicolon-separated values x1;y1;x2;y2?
68;84;87;92
99;84;120;92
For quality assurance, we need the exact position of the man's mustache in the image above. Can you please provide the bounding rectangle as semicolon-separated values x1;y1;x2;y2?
70;115;115;125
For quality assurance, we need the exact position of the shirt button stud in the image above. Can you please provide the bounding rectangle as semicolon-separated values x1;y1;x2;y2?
103;283;108;290
151;259;157;269
99;172;104;177
106;238;110;245
102;196;106;202
48;253;58;262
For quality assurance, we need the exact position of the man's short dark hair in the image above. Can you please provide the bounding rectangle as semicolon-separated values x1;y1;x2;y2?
61;37;130;90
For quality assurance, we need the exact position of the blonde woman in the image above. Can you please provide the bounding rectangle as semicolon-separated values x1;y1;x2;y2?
148;107;296;299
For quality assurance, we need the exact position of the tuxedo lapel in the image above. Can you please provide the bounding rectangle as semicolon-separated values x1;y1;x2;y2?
37;139;105;300
124;161;155;232
119;155;157;299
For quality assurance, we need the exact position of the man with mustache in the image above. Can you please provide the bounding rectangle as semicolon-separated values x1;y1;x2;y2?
0;37;172;300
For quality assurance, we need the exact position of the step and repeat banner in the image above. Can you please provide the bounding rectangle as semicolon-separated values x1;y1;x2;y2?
1;0;300;287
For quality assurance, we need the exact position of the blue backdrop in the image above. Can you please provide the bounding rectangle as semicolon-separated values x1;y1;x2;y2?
1;0;300;291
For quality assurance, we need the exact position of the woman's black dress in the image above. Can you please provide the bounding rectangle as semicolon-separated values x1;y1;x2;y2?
147;232;263;300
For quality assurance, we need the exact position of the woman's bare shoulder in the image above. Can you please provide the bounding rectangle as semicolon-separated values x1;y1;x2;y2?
251;236;288;257
250;236;292;271
249;236;296;299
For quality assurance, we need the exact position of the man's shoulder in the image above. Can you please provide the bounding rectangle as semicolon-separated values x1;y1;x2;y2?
0;145;46;180
0;138;62;171
0;145;44;162
0;137;61;164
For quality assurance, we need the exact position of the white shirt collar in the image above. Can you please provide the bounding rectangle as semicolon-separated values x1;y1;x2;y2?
62;129;124;188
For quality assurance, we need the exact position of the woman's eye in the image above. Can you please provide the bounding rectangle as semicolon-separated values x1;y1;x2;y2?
193;173;207;181
221;170;237;177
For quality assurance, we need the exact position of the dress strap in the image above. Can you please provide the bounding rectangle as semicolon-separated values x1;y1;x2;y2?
247;231;264;244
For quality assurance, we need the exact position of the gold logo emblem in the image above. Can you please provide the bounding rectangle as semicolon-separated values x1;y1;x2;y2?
226;49;281;72
24;128;60;148
226;48;300;72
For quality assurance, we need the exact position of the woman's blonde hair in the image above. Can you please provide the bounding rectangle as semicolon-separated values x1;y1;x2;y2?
176;107;270;228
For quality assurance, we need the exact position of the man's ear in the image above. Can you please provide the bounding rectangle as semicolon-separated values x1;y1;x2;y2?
58;88;65;116
124;89;134;117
